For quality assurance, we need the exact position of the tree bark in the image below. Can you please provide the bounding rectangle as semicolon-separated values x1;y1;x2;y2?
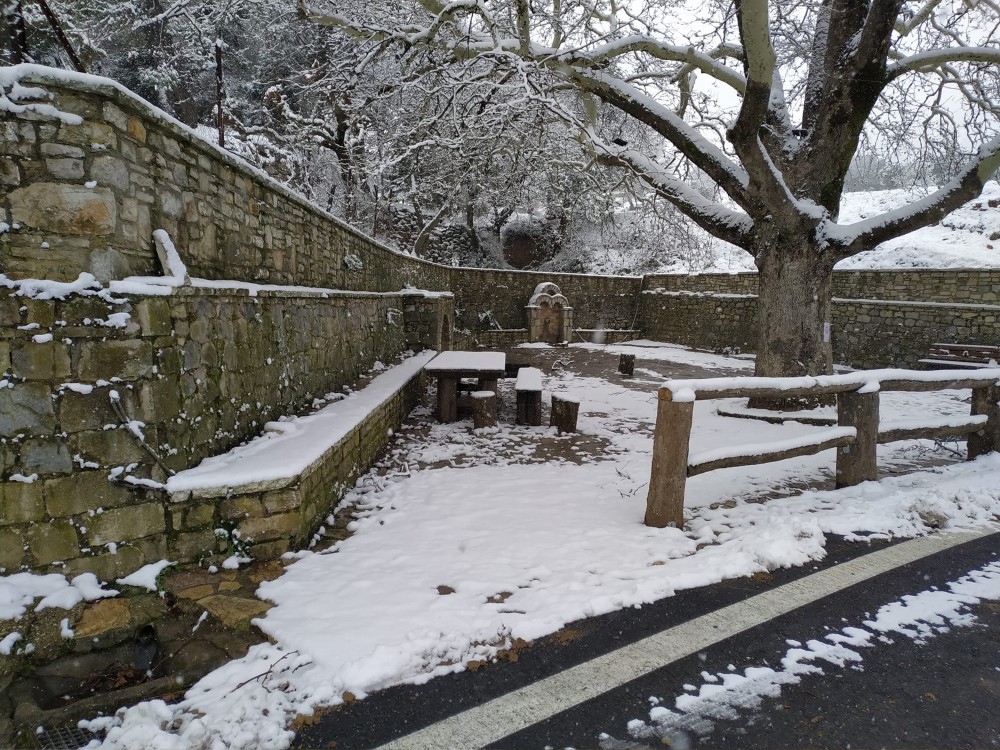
749;237;835;409
6;1;28;64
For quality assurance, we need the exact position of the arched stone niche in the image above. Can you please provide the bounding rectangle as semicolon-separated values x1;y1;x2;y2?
526;282;574;344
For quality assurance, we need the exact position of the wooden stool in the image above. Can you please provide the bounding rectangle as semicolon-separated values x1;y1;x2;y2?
471;390;497;429
550;394;580;432
515;367;543;426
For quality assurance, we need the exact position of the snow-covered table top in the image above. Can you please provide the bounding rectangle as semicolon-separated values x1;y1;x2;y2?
424;351;506;377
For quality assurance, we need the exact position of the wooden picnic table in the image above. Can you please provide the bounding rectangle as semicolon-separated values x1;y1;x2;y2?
424;351;506;422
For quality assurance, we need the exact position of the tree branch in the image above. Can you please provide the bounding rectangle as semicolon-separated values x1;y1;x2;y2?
571;69;751;208
825;135;1000;258
887;46;1000;82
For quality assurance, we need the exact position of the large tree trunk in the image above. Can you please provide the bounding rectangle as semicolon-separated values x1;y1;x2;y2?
750;239;835;409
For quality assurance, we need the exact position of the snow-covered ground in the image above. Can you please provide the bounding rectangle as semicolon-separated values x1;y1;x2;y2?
68;342;1000;750
835;181;1000;269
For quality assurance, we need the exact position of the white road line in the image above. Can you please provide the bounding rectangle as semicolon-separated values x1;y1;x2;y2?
375;528;996;750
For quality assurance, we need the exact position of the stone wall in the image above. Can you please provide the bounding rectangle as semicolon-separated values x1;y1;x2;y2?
644;272;760;296
0;283;448;579
834;298;1000;369
0;69;449;293
641;290;1000;368
450;267;643;337
644;268;1000;304
640;291;758;354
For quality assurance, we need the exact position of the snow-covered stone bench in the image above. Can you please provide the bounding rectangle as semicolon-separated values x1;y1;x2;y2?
165;350;436;558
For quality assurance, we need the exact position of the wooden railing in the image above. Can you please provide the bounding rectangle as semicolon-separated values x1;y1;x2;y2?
644;369;1000;528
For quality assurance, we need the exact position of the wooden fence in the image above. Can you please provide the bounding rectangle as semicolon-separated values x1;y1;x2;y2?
644;369;1000;528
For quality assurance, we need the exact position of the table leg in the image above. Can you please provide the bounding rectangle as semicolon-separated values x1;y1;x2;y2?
437;376;458;422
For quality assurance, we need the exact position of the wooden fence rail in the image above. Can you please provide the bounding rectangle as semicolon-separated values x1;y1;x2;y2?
644;368;1000;528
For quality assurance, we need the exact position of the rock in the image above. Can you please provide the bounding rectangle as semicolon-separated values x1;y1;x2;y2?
197;595;272;631
0;382;56;437
8;183;117;235
73;598;132;639
177;584;214;600
88;503;166;547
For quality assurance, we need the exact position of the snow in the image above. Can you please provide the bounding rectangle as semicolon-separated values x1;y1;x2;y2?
166;351;436;495
152;229;189;284
833;181;1000;269
423;351;505;373
689;426;856;467
515;367;543;391
83;344;1000;750
0;572;117;620
620;559;1000;744
0;70;83;124
653;181;1000;274
0;632;22;655
116;560;175;592
0;272;115;301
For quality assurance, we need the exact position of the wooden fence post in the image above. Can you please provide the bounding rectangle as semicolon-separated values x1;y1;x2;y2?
644;389;693;528
836;388;879;487
969;384;1000;459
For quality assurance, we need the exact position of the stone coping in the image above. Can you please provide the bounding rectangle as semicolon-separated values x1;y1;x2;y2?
109;281;454;301
166;350;436;500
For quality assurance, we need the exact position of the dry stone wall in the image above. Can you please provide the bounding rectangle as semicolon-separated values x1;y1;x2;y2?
644;268;1000;304
641;290;1000;368
0;283;440;579
0;70;447;292
449;267;642;338
3;67;1000;580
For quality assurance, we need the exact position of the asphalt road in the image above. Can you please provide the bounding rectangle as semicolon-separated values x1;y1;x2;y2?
293;531;1000;750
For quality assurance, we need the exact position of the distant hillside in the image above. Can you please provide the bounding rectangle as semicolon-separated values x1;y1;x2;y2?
835;181;1000;270
639;181;1000;275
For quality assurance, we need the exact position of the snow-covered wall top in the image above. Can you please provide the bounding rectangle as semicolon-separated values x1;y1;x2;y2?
0;65;450;292
2;65;997;317
644;267;1000;306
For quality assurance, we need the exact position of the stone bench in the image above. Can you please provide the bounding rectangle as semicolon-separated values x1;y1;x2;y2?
165;351;436;558
919;343;1000;369
515;367;543;426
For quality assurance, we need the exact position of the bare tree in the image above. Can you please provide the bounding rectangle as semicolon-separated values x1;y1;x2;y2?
298;0;1000;390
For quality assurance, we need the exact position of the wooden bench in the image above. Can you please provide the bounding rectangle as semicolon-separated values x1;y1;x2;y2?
515;367;543;426
920;343;1000;369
